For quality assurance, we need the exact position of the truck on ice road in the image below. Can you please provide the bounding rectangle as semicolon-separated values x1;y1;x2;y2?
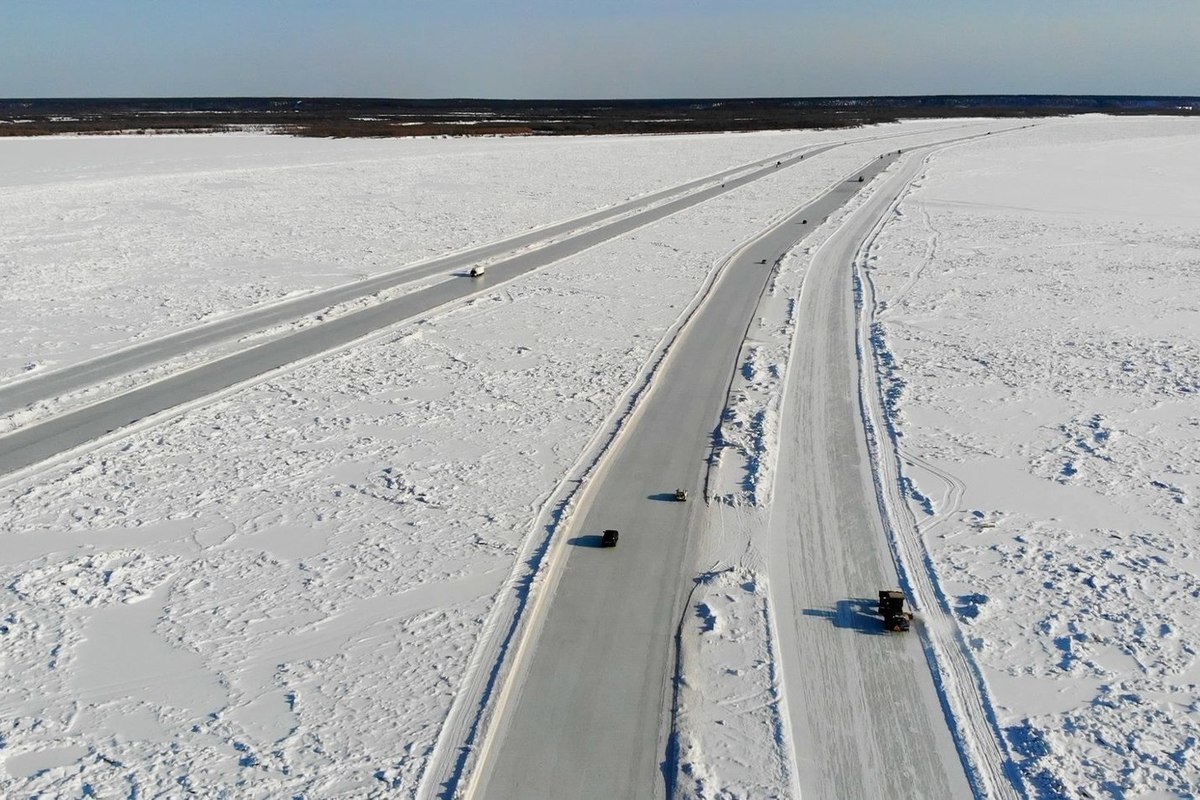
878;590;913;632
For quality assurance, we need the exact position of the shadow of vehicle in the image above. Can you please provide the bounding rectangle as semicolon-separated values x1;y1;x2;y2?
802;598;885;635
567;534;605;547
647;492;684;502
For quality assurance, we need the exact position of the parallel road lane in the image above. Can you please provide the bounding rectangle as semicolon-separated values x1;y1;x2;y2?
0;145;827;420
0;143;841;477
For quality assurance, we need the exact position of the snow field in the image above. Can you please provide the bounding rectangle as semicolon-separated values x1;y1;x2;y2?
862;116;1200;798
0;123;989;795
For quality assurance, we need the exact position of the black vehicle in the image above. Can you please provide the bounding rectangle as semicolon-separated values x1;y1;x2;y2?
601;529;619;547
878;590;913;632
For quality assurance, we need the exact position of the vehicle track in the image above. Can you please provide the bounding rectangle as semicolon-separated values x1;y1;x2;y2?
904;451;967;537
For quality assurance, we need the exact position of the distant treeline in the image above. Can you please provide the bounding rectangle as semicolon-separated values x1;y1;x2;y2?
1;95;1195;138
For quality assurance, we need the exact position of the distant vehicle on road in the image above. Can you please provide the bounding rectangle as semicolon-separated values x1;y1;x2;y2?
857;175;864;182
469;265;486;277
878;590;913;632
674;488;688;502
601;529;619;547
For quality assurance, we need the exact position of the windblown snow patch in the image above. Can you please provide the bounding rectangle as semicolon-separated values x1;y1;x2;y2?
673;566;795;799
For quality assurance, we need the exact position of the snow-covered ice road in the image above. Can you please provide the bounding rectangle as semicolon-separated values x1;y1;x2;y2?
464;152;913;797
461;126;1024;800
768;148;978;799
0;121;1033;797
0;144;821;422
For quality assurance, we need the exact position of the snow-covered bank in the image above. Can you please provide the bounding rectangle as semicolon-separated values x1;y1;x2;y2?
0;121;1002;795
862;116;1200;798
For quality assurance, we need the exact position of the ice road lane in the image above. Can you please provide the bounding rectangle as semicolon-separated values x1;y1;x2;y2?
474;157;900;800
0;143;829;423
769;152;974;798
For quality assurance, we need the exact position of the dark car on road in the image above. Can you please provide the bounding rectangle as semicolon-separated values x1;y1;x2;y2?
601;529;619;547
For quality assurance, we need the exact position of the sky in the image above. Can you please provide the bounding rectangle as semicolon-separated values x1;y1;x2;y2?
3;0;1198;99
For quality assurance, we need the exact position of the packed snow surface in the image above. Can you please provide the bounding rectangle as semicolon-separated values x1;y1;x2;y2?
1;116;1196;797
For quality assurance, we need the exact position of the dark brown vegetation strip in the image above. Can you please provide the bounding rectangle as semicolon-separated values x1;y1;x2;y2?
1;96;1196;138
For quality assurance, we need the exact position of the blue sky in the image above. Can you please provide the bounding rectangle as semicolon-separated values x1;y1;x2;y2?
3;0;1197;98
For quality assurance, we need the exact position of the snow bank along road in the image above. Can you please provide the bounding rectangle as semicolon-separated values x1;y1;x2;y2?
471;154;899;799
0;143;838;477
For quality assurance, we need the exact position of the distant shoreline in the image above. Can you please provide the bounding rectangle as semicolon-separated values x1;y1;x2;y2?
2;95;1196;137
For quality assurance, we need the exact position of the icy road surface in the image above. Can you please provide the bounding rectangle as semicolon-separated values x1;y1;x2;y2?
475;156;902;799
768;148;985;799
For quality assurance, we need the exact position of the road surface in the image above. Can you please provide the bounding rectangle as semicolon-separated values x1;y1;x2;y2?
476;155;901;799
767;150;973;798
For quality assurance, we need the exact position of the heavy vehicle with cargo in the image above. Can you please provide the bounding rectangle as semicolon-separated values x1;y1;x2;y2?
878;590;913;632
